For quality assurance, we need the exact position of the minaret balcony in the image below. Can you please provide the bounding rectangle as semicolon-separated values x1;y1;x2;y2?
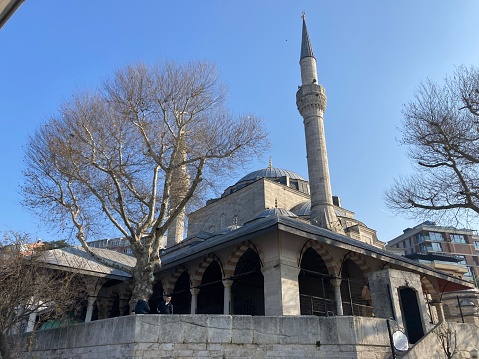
296;83;327;114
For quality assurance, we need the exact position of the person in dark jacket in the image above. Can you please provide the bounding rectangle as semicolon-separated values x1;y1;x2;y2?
157;295;173;314
134;298;150;314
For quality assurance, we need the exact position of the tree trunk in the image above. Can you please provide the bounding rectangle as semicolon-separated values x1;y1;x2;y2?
0;331;12;359
130;256;155;311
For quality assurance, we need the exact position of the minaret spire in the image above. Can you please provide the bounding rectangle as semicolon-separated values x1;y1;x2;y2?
300;12;314;60
296;14;343;234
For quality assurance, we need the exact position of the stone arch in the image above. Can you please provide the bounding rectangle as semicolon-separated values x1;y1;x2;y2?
164;265;191;295
421;276;439;299
95;279;128;320
191;253;224;288
224;241;264;278
298;240;338;276
340;252;372;276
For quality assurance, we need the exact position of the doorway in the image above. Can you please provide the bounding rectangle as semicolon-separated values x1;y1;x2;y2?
398;287;424;344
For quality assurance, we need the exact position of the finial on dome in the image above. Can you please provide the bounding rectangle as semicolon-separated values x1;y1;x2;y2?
301;11;306;21
269;157;273;168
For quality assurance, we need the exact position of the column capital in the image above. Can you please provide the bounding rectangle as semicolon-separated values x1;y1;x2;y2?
222;279;234;288
190;288;200;296
330;277;342;287
87;296;96;305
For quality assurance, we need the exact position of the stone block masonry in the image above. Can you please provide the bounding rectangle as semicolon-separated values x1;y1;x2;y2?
15;315;395;359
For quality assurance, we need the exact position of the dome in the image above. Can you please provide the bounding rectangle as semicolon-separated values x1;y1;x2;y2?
255;208;298;219
221;162;310;198
237;166;307;183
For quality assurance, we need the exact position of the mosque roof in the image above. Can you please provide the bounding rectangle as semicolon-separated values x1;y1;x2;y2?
160;215;474;292
290;201;351;218
38;246;134;280
237;166;307;183
255;207;298;219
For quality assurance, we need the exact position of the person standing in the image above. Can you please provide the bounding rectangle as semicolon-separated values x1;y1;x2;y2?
134;297;150;314
157;295;173;314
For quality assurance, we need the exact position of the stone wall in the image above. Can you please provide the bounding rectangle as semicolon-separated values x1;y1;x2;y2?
402;321;479;359
187;179;309;236
15;315;394;359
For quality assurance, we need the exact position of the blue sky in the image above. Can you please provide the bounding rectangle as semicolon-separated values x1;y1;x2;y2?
1;1;479;244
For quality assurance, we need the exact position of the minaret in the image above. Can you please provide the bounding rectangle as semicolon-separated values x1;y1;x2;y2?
166;131;189;248
296;13;343;233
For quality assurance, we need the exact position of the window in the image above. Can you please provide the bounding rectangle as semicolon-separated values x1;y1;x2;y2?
456;255;467;265
428;232;444;241
474;241;479;250
408;238;412;247
464;267;474;277
450;234;466;244
420;242;442;253
416;234;425;243
220;213;225;228
233;215;238;228
430;242;442;251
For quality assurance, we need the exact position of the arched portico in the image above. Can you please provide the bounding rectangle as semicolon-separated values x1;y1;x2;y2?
197;260;224;314
340;258;372;316
231;248;264;315
166;266;192;314
299;247;335;316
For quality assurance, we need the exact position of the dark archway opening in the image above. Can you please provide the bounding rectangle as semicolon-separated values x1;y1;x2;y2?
232;248;264;315
96;279;125;319
148;280;164;314
109;293;121;318
340;259;372;316
172;271;192;314
399;287;424;344
197;261;224;314
299;247;334;316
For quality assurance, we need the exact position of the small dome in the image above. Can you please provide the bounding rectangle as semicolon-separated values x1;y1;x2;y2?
291;201;346;218
255;208;298;219
291;201;311;216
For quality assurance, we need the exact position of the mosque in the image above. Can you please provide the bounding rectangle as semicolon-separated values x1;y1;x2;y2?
37;15;474;347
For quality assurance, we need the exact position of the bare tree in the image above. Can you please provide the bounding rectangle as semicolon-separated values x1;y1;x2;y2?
0;232;85;359
21;61;269;308
434;325;458;359
385;65;479;223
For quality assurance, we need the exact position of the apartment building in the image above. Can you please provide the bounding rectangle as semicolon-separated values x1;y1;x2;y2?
386;221;479;283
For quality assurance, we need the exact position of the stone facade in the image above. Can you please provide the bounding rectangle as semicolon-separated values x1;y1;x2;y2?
15;315;395;359
368;269;434;342
187;178;309;236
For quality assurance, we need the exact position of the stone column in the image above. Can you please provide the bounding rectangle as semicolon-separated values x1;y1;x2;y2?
190;288;199;314
330;278;344;316
223;279;233;315
85;296;96;322
431;301;445;323
26;311;37;332
85;278;103;320
262;261;301;315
